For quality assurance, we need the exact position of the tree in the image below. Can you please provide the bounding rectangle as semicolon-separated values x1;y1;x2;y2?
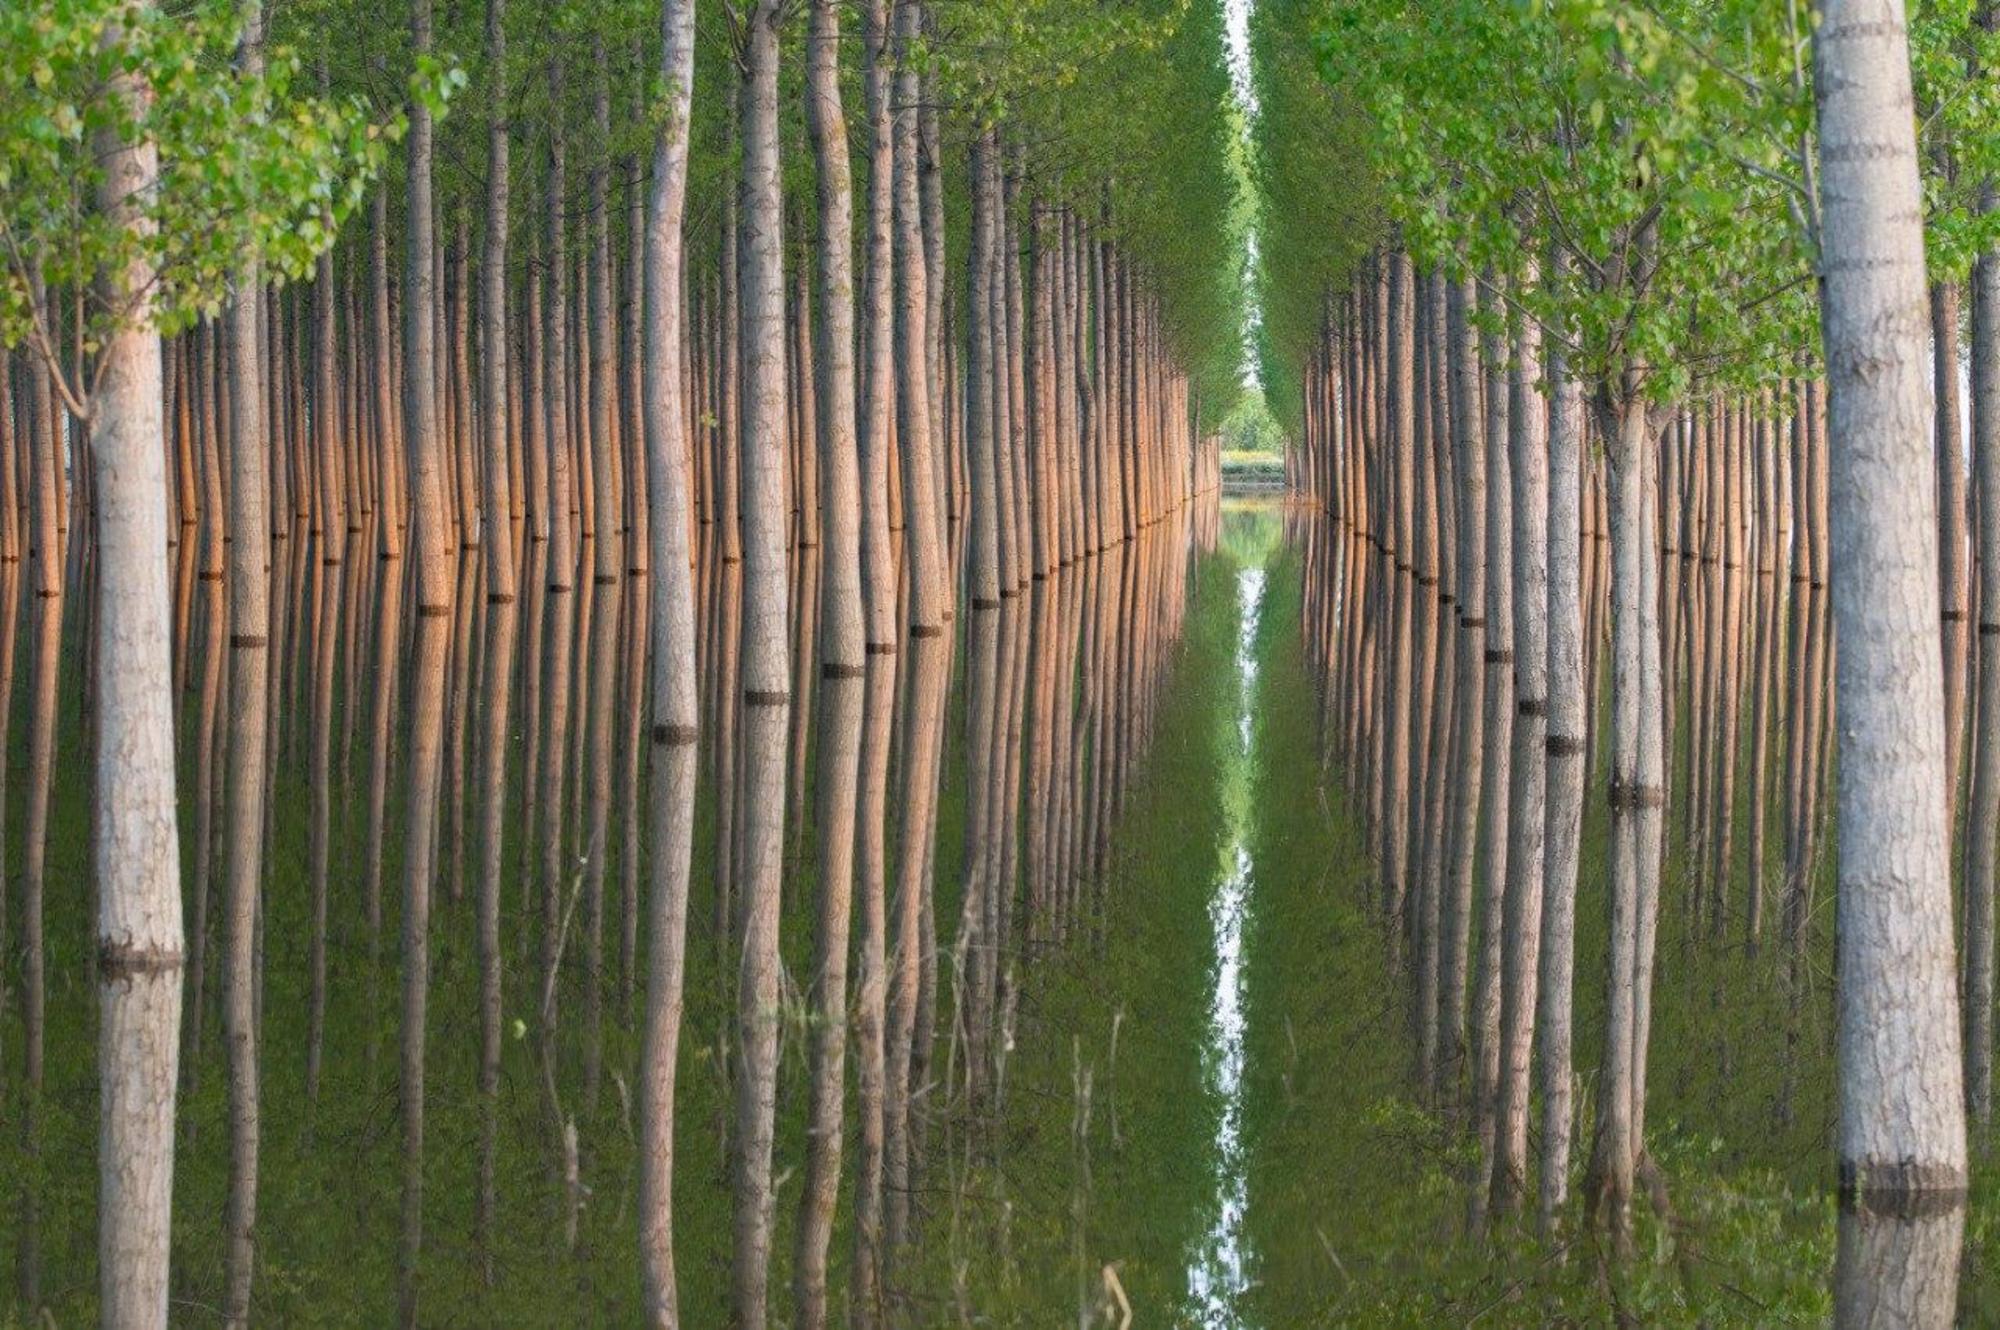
638;0;698;1319
793;1;865;1321
1814;1;1969;1321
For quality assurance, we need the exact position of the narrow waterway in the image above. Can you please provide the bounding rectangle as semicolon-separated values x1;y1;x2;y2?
1189;559;1266;1324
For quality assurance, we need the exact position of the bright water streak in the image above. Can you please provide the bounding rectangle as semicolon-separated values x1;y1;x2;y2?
1189;564;1265;1325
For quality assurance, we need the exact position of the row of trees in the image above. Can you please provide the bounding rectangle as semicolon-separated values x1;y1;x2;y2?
1262;0;1985;1321
3;0;1244;1324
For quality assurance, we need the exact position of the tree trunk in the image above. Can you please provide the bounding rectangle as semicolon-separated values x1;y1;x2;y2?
1538;321;1585;1236
1815;4;1969;1321
1964;60;1999;1128
795;2;864;1321
730;5;793;1321
93;11;185;1321
636;1;696;1296
1491;285;1547;1221
850;2;899;1311
222;7;271;1321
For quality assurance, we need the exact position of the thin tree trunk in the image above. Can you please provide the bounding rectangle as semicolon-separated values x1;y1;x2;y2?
850;2;898;1311
1967;90;2000;1136
221;6;272;1317
1538;321;1585;1236
1492;284;1547;1221
794;3;864;1321
729;5;792;1321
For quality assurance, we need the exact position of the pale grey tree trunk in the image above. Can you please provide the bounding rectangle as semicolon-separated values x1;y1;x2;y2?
94;9;185;1323
482;0;514;598
1815;3;1968;1322
472;0;516;1276
794;1;864;1321
404;0;450;612
221;11;270;1326
1589;388;1663;1255
850;2;898;1312
1537;328;1586;1236
637;1;697;1323
1438;276;1484;1098
884;0;952;1265
730;5;792;1320
1491;285;1546;1221
1471;274;1512;1180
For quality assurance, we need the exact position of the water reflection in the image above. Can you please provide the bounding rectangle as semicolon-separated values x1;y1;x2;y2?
1189;561;1264;1324
1834;1195;1966;1329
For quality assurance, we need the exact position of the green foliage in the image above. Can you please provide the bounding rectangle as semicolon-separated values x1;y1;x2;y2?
1248;0;1381;430
1218;388;1285;455
1261;0;2000;412
0;0;416;383
1303;0;1827;404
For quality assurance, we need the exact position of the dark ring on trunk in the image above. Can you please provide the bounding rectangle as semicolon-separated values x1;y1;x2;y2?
1518;698;1546;717
866;642;897;656
1608;781;1667;810
909;624;945;639
743;688;790;708
1837;1160;1967;1219
99;939;184;983
652;723;698;747
1942;609;1968;622
488;592;516;604
595;573;620;585
823;663;866;680
971;597;1001;611
418;604;452;618
199;570;225;582
1981;623;2000;637
1485;649;1514;663
1459;616;1485;628
1546;735;1586;757
230;634;268;648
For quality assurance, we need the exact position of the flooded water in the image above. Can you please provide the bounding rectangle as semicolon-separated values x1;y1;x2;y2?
1187;562;1263;1324
4;498;1998;1325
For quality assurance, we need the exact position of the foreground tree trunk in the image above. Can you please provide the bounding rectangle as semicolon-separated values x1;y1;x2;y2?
637;0;697;1321
93;11;186;1323
222;9;271;1326
884;0;953;1267
1538;327;1586;1236
850;1;899;1311
794;2;865;1322
1815;4;1968;1323
1491;288;1547;1221
730;4;793;1321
